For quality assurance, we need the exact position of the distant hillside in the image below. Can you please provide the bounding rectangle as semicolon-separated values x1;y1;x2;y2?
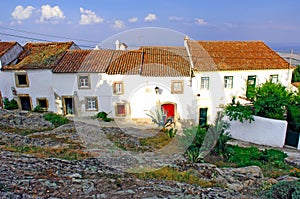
277;52;300;66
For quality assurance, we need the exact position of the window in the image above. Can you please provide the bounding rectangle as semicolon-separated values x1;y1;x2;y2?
224;76;233;89
36;98;48;110
85;97;98;111
15;73;29;87
201;77;209;90
115;103;126;116
113;82;124;95
171;80;184;94
78;75;90;89
270;74;278;83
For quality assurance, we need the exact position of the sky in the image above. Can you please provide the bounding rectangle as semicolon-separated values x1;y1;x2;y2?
0;0;300;50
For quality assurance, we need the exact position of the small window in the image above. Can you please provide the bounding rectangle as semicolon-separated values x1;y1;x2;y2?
15;73;29;87
270;74;278;83
85;97;98;111
78;75;90;89
224;76;233;89
115;103;126;116
36;98;48;110
171;80;184;94
113;82;124;95
201;77;209;90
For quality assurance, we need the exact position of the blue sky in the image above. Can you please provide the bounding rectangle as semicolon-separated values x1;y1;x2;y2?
0;0;300;49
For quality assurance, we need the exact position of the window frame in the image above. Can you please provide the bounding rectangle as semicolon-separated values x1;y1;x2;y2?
15;72;29;87
85;96;98;111
78;74;90;89
270;74;279;83
36;98;49;111
115;103;126;117
200;77;209;90
113;81;124;95
224;76;233;89
171;80;184;94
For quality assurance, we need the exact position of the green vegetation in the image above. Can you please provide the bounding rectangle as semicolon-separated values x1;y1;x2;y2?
32;105;43;113
292;65;300;82
263;180;300;199
146;107;173;129
1;144;90;160
43;112;69;127
96;111;113;122
3;98;19;110
133;166;215;187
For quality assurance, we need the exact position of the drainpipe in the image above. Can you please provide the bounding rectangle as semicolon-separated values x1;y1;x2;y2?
184;36;194;87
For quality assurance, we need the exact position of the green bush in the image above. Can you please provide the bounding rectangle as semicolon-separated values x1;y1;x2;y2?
3;98;19;110
32;105;43;113
97;111;108;119
96;111;112;122
44;112;69;127
263;180;300;199
225;102;254;123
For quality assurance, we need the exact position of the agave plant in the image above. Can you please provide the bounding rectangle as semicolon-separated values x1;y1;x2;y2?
145;106;173;129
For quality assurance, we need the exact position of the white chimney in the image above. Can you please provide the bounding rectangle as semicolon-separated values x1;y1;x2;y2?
94;45;100;50
115;40;128;50
115;40;121;50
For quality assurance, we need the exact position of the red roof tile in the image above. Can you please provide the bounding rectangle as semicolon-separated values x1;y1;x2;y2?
53;50;118;73
3;42;77;70
0;42;19;57
187;41;290;71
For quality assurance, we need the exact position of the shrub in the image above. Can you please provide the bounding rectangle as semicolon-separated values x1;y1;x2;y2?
32;105;43;113
96;111;112;122
263;180;300;199
97;111;108;119
225;102;254;123
3;98;19;110
44;112;69;127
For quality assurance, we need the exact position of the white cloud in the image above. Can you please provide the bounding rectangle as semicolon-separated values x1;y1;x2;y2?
113;20;125;29
195;18;208;25
128;17;138;23
40;4;65;23
11;5;35;24
144;13;156;22
169;16;184;21
79;7;103;25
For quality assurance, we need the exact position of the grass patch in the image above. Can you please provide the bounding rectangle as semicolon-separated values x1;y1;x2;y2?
139;130;173;150
0;125;54;136
1;144;91;160
133;166;216;188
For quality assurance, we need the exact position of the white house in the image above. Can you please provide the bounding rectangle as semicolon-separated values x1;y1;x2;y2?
0;38;295;127
0;42;79;111
185;38;295;124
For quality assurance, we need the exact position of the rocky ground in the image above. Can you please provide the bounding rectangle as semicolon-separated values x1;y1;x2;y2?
0;109;299;198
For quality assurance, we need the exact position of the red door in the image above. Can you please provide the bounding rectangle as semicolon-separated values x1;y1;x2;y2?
161;104;175;119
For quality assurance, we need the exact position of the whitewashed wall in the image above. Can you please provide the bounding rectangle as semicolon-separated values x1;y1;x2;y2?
0;70;55;111
193;68;294;124
227;116;288;148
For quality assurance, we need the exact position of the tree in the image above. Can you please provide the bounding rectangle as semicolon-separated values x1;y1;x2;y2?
253;81;291;120
292;65;300;82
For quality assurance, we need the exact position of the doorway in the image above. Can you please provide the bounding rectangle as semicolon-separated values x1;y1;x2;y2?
199;108;208;127
19;96;32;110
63;97;75;115
246;75;256;100
161;103;175;122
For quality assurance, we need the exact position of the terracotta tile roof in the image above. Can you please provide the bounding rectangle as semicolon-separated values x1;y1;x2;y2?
0;42;19;57
140;46;190;76
53;50;118;73
3;42;76;70
106;50;143;75
187;40;290;71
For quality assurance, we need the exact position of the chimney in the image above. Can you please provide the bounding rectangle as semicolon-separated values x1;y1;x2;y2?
115;40;128;50
94;45;100;50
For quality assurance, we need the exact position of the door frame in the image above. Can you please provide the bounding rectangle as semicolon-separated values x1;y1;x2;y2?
161;102;177;122
18;94;32;110
62;96;75;115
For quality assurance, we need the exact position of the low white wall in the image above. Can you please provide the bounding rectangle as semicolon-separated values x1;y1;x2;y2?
227;116;288;148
